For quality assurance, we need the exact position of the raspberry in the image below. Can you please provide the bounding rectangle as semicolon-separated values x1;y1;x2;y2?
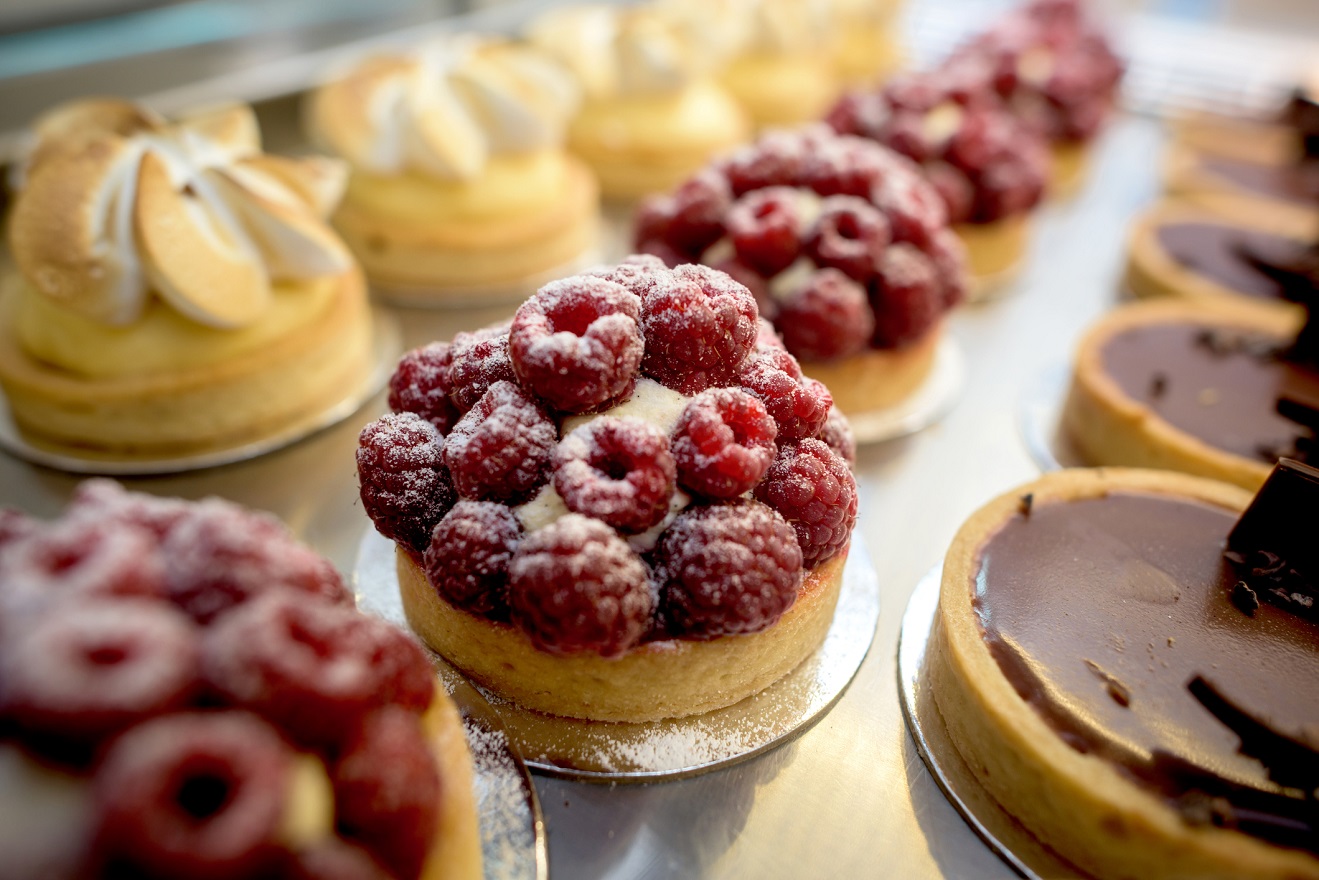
872;171;947;248
755;317;787;352
164;498;352;623
925;160;976;225
885;73;944;113
775;268;875;362
447;325;516;414
332;707;441;880
633;198;672;252
656;502;803;639
710;256;772;319
357;413;457;556
553;417;676;533
0;518;165;615
802;138;891;198
68;480;191;541
871;243;943;348
654;169;730;257
202;593;431;750
443;381;556;504
640;264;758;394
91;711;292;880
726;187;801;277
284;840;393;880
739;348;833;441
636;237;688;269
583;254;670;302
423;501;520;618
878;111;932;164
0;508;36;547
671;388;778;499
388;342;459;435
509;277;643;413
817;407;857;466
803;196;892;283
0;600;200;748
928;228;969;308
754;439;857;567
508;515;654;657
824;91;887;143
720;132;807;196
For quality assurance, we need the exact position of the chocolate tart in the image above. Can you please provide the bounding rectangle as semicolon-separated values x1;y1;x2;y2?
1125;201;1313;319
397;546;846;723
1062;300;1312;489
929;467;1319;880
1163;143;1319;231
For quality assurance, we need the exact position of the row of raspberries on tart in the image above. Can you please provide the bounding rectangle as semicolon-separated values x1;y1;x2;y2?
633;127;967;363
0;482;443;880
358;257;859;658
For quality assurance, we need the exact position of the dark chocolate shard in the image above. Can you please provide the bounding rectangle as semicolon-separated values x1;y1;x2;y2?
1225;459;1319;622
1230;580;1260;616
1018;493;1033;517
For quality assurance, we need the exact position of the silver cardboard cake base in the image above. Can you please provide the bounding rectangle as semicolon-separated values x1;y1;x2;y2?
848;336;967;446
1017;362;1088;473
356;529;881;783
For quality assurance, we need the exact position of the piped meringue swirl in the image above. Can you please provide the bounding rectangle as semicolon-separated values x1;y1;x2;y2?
9;99;351;329
307;37;579;180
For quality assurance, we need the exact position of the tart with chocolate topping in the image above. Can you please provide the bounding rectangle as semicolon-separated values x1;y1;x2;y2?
0;481;481;880
633;126;967;420
356;257;858;722
928;466;1319;879
1062;299;1318;489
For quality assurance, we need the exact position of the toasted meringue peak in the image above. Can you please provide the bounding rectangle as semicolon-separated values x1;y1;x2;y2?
8;98;350;329
528;5;716;100
307;36;579;180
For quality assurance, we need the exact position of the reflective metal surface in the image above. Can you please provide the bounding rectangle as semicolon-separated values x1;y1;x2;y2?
1018;362;1087;473
0;114;1183;878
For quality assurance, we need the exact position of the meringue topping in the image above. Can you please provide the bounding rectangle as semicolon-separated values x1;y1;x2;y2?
307;37;579;180
8;99;351;329
528;6;716;101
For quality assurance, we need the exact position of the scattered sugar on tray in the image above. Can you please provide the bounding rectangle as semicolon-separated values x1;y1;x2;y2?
463;721;540;880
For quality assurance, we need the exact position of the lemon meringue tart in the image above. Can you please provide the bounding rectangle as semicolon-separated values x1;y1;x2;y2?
0;99;373;459
307;37;600;301
529;5;751;201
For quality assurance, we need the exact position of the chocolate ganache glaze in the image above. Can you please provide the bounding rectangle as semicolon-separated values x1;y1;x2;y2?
973;492;1319;836
1101;322;1319;462
1155;223;1302;300
1201;156;1319;206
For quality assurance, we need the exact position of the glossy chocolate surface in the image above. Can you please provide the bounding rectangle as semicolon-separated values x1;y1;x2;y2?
1155;222;1299;300
1101;322;1319;461
1201;155;1319;205
973;492;1319;800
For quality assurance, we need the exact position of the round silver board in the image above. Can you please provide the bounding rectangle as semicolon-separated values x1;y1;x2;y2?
897;565;1077;880
1017;361;1088;472
0;309;402;476
849;335;967;446
356;528;881;782
354;544;548;880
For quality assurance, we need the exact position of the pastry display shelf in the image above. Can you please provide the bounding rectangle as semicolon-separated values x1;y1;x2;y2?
0;105;1165;877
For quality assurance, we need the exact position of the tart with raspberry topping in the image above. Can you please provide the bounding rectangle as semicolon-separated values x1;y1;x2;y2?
633;127;967;418
358;257;858;722
827;66;1050;294
0;482;481;880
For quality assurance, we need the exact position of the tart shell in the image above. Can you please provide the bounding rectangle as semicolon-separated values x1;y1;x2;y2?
397;544;848;723
1062;299;1300;490
953;213;1031;300
930;467;1319;880
800;323;942;416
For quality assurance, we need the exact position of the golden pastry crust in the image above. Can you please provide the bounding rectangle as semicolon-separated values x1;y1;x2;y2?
953;213;1031;300
1124;200;1310;319
1167;113;1300;167
397;545;847;722
800;323;942;415
930;467;1319;880
1048;140;1091;199
1062;299;1300;490
1162;142;1319;231
0;268;373;456
722;54;841;129
420;694;483;880
333;157;599;297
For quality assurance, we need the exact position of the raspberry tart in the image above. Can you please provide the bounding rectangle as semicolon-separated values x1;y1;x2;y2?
0;481;481;880
357;257;858;722
0;99;373;457
827;66;1050;294
634;126;967;419
946;0;1123;196
306;36;599;299
927;466;1319;879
